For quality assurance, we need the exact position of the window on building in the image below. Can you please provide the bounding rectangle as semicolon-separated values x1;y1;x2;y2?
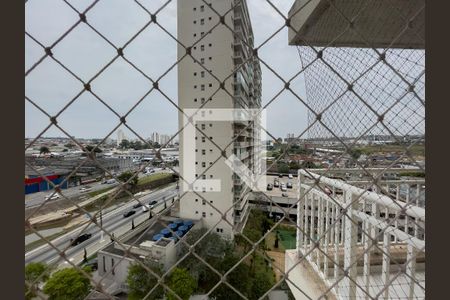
111;258;115;275
201;98;205;104
209;83;212;87
195;211;198;214
194;98;197;102
195;199;198;202
210;213;213;216
195;162;198;165
202;149;206;155
210;149;213;152
200;18;205;25
209;57;212;60
202;162;206;167
209;162;213;165
210;200;213;203
202;199;206;205
210;175;213;178
194;85;197;89
202;137;206;142
194;33;197;37
102;256;106;273
194;20;197;24
201;32;205;37
200;5;204;12
202;212;206;217
195;174;198;178
194;72;197;76
201;71;205;78
200;58;205;64
209;123;212;127
201;124;206;130
201;84;205;91
193;7;196;11
201;45;204;51
202;175;206;179
209;17;212;20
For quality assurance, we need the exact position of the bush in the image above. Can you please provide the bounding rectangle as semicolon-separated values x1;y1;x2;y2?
43;267;91;300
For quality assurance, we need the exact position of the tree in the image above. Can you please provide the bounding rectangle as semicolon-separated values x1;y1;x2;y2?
43;267;91;300
349;148;363;160
25;262;49;283
119;139;131;149
167;268;197;300
127;262;164;300
39;146;50;155
250;271;274;300
84;145;102;154
25;262;49;299
118;171;138;188
301;160;317;169
212;253;251;300
277;162;290;174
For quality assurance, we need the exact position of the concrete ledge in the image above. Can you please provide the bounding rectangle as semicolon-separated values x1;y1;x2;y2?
288;0;425;49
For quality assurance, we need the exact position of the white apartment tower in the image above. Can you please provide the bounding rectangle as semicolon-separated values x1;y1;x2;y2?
177;0;262;238
117;129;126;147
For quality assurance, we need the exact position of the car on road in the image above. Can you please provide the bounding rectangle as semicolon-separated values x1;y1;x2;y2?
102;179;116;184
282;193;288;197
133;202;143;209
273;181;280;188
123;210;136;218
79;186;92;192
142;205;149;212
286;182;293;189
281;184;287;192
70;233;92;246
288;174;293;179
267;183;273;191
148;200;158;209
278;174;283;178
44;193;60;200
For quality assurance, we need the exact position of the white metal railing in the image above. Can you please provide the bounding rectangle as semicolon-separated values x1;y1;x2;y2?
296;169;425;299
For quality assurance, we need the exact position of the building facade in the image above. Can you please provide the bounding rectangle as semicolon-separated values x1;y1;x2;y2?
177;0;262;238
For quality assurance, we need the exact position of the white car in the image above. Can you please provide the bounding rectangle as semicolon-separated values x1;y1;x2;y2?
142;205;149;212
45;193;60;200
79;186;92;192
288;174;293;179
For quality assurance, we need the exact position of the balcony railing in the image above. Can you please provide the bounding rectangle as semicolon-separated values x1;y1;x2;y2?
294;169;426;299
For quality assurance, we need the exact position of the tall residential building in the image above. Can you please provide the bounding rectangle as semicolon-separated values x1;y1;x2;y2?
159;134;171;147
177;0;262;238
116;129;126;147
151;132;160;144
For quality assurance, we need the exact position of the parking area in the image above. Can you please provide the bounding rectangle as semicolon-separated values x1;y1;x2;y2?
265;175;299;199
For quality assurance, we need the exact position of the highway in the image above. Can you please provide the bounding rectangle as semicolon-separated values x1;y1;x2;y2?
25;184;178;266
25;170;172;209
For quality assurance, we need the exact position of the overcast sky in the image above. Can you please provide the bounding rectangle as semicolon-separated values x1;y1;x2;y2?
25;0;309;141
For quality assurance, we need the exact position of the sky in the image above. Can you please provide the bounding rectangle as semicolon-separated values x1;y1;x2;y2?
25;0;308;141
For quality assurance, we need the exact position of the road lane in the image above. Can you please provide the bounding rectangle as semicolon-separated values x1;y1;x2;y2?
25;185;178;265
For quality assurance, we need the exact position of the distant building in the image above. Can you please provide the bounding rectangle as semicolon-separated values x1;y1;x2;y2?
150;132;160;144
116;129;126;147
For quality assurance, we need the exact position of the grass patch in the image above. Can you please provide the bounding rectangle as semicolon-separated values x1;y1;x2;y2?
88;186;115;198
137;173;172;185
